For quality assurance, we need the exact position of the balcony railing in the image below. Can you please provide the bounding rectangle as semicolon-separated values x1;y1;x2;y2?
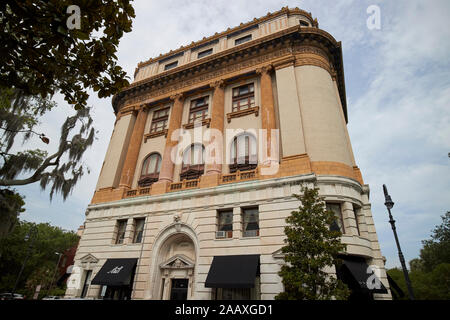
169;179;200;191
124;187;151;198
221;169;257;184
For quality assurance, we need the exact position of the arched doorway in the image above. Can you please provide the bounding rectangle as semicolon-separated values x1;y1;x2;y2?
153;232;196;300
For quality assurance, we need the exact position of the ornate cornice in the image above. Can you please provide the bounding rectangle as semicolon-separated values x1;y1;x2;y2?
113;25;348;122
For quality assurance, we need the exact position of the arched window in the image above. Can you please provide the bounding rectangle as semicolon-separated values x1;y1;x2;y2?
138;153;162;187
229;133;257;173
180;144;205;180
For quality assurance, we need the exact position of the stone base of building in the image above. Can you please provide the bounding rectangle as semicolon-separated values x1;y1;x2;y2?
66;173;391;300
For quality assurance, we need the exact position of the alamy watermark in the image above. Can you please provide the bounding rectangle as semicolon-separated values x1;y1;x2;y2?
366;5;381;30
366;264;382;290
167;125;280;176
66;5;81;30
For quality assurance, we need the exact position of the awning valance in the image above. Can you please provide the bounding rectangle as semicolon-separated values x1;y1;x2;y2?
340;257;388;294
205;255;260;288
91;258;138;287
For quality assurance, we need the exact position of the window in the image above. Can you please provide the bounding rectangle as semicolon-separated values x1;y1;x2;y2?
189;96;209;123
353;204;361;236
232;83;255;112
197;48;213;59
299;20;310;27
326;203;345;233
235;34;252;45
180;144;205;180
138;153;162;187
115;220;127;244
150;107;169;133
217;288;251;300
133;218;145;243
229;134;257;173
215;278;260;300
164;61;178;70
80;270;92;298
242;207;259;237
217;210;233;238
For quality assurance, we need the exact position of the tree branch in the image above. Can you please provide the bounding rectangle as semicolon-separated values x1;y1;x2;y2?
0;147;64;186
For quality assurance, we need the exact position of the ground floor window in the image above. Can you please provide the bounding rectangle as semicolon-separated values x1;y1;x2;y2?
80;270;92;298
214;277;260;300
216;288;251;300
102;286;133;300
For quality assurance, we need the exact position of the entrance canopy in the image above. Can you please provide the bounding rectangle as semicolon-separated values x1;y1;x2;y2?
340;256;388;294
91;258;138;286
205;255;259;288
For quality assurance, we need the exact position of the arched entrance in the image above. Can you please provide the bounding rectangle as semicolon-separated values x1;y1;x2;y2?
149;222;198;300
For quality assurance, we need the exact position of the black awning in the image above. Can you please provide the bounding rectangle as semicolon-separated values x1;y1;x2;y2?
205;255;260;288
387;273;405;299
91;258;138;286
340;257;388;294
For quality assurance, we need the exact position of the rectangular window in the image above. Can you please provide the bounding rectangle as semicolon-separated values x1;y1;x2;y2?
217;288;251;300
217;210;233;238
215;277;259;300
189;96;209;123
242;207;259;237
80;270;92;298
115;220;127;244
133;218;145;243
352;204;361;236
232;83;255;112
326;203;345;234
164;61;178;71
235;34;252;45
197;48;213;59
299;20;310;27
150;107;169;133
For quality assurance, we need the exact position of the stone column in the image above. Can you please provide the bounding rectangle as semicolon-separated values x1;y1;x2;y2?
157;93;184;183
342;201;359;236
205;80;225;175
257;65;277;162
119;107;148;188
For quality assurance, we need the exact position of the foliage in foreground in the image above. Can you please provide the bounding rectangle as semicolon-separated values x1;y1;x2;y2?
0;88;96;201
276;186;350;300
0;1;135;109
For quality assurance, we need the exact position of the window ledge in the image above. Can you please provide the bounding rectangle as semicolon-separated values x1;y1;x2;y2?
144;129;168;142
227;106;259;123
240;236;260;240
183;118;211;130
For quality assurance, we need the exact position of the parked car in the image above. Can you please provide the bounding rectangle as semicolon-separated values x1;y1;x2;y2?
0;293;24;300
42;296;62;300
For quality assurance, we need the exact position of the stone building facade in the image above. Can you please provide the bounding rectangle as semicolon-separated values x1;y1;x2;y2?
65;7;391;300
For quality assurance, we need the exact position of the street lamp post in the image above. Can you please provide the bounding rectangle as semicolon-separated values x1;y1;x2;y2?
46;252;63;297
12;224;38;296
383;184;415;300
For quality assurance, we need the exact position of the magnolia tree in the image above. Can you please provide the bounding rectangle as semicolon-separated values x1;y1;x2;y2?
276;186;350;300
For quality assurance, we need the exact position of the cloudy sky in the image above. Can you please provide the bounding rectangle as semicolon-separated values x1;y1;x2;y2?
14;0;450;269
